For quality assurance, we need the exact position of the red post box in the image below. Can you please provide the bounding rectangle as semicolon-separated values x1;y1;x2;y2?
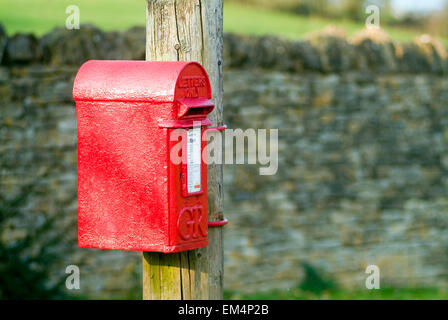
73;60;213;252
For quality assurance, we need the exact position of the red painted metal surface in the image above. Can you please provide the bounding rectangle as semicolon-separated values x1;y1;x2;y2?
208;218;228;227
73;60;214;252
205;125;227;133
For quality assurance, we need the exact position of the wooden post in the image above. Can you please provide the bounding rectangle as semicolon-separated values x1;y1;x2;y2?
143;0;224;300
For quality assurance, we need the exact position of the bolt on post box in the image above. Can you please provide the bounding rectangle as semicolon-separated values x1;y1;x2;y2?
72;60;214;253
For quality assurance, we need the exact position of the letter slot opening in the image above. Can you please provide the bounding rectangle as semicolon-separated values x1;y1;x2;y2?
177;98;214;119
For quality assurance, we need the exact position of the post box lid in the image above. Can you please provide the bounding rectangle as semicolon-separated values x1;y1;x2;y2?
72;60;212;103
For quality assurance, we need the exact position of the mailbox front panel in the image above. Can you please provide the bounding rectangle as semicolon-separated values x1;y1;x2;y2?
168;127;208;251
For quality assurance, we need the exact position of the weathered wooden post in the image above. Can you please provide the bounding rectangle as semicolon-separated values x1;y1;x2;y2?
143;0;224;300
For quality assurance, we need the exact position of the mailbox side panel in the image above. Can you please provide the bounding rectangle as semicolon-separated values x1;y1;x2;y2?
77;100;170;251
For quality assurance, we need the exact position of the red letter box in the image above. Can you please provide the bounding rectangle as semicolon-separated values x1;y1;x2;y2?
73;60;213;252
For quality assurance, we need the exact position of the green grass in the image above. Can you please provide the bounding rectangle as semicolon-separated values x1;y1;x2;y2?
224;3;428;42
225;288;448;300
0;0;145;35
0;0;446;45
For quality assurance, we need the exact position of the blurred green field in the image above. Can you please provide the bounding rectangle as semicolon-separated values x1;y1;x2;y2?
0;0;145;35
0;0;446;44
225;288;448;300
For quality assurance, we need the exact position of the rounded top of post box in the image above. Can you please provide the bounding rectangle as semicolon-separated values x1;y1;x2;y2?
72;60;212;103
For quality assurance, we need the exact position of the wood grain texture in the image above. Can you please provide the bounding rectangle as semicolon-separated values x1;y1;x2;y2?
142;252;161;299
143;0;224;300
